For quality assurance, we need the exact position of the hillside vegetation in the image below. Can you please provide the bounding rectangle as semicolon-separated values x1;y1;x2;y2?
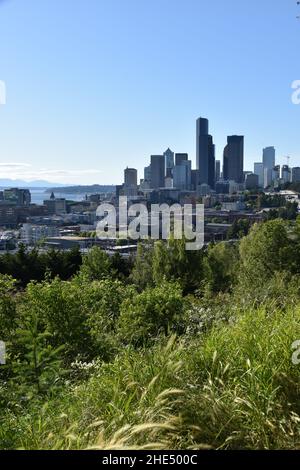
1;219;300;450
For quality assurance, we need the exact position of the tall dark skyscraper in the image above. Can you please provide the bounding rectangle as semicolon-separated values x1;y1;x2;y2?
215;160;221;182
164;148;174;178
175;153;188;166
223;135;244;183
196;117;215;189
150;155;165;188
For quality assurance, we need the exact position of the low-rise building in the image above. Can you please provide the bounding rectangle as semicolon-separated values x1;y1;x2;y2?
45;236;95;250
44;193;66;215
20;223;60;245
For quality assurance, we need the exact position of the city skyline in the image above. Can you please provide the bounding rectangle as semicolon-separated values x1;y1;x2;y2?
0;0;299;184
0;113;297;188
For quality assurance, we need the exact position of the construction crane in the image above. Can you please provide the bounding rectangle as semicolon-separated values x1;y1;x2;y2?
285;156;291;167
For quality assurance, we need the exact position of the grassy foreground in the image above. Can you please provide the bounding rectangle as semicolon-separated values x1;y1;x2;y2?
1;303;300;450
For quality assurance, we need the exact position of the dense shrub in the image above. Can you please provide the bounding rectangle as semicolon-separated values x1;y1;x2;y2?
117;282;186;345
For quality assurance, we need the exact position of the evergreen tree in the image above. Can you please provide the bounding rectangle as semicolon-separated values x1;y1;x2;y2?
12;313;64;396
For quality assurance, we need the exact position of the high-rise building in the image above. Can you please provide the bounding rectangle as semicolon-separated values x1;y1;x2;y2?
263;147;276;171
150;155;165;189
272;165;281;183
292;167;300;183
191;170;200;191
254;162;264;187
3;188;31;206
175;153;188;166
196;117;215;189
173;160;192;190
124;167;137;187
164;148;174;178
216;180;230;194
223;136;244;184
124;167;138;197
144;165;151;183
245;173;259;190
264;168;273;189
282;165;291;184
215;160;221;182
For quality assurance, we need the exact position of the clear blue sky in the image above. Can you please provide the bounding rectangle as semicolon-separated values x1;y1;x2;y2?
0;0;299;184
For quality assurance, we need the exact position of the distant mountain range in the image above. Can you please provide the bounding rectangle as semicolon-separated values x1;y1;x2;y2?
0;180;116;194
45;184;116;194
0;179;67;188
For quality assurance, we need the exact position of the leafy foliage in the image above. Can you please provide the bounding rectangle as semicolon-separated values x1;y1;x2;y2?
1;218;300;450
118;282;185;345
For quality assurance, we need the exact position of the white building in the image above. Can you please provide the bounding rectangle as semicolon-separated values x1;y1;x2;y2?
20;224;60;246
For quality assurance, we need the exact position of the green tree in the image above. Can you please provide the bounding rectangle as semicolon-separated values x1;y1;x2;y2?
110;252;133;281
130;242;154;290
86;279;135;358
0;275;17;342
239;220;297;287
12;313;64;395
22;277;92;358
117;282;185;345
80;246;113;281
204;242;239;293
227;219;251;240
152;238;204;294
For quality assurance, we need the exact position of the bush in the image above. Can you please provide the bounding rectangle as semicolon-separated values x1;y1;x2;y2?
117;282;186;345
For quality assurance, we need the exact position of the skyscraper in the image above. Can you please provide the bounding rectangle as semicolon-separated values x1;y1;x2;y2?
196;117;215;189
254;162;264;187
124;167;138;197
245;173;259;190
292;167;300;183
263;147;276;171
144;165;151;183
164;148;174;178
175;153;188;166
223;136;244;183
282;165;291;184
150;155;165;189
173;160;192;190
272;165;280;183
215;160;221;182
191;169;200;191
124;167;137;187
264;168;273;189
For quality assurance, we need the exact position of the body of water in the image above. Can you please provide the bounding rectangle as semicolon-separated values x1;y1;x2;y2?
30;189;88;205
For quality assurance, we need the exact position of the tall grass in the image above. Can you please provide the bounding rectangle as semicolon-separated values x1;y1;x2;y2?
1;303;300;450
